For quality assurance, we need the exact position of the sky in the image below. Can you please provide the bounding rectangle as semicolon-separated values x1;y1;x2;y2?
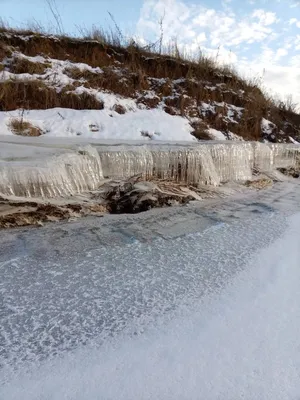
1;0;300;107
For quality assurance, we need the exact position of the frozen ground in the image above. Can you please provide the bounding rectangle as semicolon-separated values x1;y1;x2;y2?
1;180;300;399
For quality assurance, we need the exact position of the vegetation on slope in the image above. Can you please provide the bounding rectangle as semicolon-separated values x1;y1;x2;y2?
0;21;299;142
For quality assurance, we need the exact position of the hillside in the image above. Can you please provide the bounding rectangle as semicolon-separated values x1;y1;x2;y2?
0;27;300;142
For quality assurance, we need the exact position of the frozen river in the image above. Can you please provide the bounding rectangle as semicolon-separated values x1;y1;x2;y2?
1;180;300;399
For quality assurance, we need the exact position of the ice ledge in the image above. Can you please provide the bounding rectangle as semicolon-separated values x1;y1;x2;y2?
0;137;299;199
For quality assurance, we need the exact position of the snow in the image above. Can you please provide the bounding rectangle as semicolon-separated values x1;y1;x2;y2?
0;70;37;82
138;90;159;99
289;136;300;144
227;131;244;141
0;52;104;90
205;85;217;91
2;54;199;142
73;86;137;111
227;103;244;121
200;102;215;115
2;206;300;399
0;107;195;141
206;127;227;140
261;117;276;135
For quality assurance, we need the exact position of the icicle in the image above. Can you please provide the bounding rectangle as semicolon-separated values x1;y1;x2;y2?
0;145;104;198
97;143;254;187
253;143;300;172
1;142;300;199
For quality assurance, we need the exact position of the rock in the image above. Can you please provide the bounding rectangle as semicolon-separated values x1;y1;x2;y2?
277;167;300;178
112;104;126;114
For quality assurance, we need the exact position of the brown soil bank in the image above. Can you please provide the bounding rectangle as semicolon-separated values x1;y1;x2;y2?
0;174;282;229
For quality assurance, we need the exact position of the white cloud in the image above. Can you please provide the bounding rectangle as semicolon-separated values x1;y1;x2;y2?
275;47;288;59
137;0;196;43
289;18;297;24
138;0;279;49
290;18;300;27
290;55;300;67
294;35;300;50
252;9;278;26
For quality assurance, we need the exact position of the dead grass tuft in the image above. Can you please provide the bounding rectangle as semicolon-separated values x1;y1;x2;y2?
10;57;50;74
8;118;42;136
112;104;126;114
64;66;100;81
0;41;10;61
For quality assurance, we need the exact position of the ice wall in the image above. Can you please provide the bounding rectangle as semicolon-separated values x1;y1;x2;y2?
0;145;103;198
0;142;299;199
98;142;299;186
254;142;300;171
98;143;255;186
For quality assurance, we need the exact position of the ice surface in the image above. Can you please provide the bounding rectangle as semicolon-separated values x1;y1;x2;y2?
0;139;300;198
1;191;300;399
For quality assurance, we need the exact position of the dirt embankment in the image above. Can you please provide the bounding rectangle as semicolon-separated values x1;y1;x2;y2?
0;173;281;229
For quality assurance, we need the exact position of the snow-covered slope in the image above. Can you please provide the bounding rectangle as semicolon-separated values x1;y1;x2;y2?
0;31;299;143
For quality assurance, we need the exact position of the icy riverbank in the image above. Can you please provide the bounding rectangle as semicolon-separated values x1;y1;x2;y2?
0;137;299;228
1;187;300;399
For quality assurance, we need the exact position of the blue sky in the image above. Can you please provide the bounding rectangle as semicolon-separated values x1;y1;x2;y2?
0;0;141;34
1;0;300;106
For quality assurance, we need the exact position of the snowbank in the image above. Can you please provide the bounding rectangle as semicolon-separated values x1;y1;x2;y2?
0;108;195;141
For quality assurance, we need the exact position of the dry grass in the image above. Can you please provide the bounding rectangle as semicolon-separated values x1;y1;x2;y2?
64;66;104;88
245;178;273;190
10;57;50;75
112;104;126;114
64;66;98;81
0;21;298;141
65;66;150;98
0;80;104;110
190;121;212;141
1;33;114;67
8;118;42;136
